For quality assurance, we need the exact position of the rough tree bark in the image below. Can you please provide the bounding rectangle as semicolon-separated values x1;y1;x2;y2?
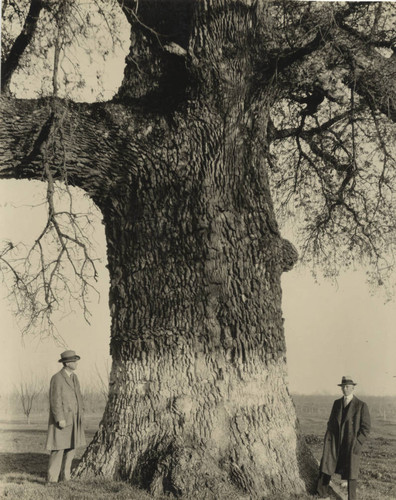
0;1;322;498
79;101;314;498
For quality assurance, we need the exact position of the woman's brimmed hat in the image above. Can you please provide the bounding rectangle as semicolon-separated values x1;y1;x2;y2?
338;375;357;386
58;350;81;363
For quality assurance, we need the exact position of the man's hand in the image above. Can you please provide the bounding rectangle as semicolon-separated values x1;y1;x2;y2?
57;420;66;429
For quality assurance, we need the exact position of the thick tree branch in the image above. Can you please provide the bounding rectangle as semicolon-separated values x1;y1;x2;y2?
115;0;194;103
0;96;145;205
334;40;396;124
266;30;328;78
1;0;44;93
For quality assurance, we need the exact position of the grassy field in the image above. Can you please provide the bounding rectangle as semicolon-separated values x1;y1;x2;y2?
0;397;395;500
0;415;158;500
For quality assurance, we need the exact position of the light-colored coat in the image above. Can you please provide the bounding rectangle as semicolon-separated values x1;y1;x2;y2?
46;368;86;451
320;396;370;480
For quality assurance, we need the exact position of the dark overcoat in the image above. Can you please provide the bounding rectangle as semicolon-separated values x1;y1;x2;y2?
45;368;86;451
320;396;370;480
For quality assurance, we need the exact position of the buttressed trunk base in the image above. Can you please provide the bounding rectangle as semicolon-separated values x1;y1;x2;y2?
77;353;315;498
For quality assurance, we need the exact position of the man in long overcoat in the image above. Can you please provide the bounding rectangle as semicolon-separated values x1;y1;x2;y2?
46;350;86;483
317;376;371;500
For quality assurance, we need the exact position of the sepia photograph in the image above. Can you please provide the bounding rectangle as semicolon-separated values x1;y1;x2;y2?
1;1;395;499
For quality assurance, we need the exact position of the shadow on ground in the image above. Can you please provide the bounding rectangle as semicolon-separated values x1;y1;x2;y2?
0;452;81;479
0;429;48;434
0;452;47;477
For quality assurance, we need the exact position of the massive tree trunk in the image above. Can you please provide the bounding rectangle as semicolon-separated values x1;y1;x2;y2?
73;101;316;498
1;0;319;497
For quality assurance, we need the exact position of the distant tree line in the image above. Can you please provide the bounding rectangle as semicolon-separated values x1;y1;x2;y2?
293;394;396;421
2;391;394;424
1;389;108;422
0;362;111;423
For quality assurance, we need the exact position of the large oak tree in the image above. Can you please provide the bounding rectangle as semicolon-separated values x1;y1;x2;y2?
1;1;396;498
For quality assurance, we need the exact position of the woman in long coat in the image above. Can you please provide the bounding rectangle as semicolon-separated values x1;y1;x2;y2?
318;376;371;500
46;350;86;482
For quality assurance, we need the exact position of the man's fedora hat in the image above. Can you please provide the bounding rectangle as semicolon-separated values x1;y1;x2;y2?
338;375;357;386
58;350;81;363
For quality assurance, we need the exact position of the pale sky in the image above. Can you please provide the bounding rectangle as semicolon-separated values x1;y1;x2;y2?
1;1;395;398
282;268;396;396
0;181;112;395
